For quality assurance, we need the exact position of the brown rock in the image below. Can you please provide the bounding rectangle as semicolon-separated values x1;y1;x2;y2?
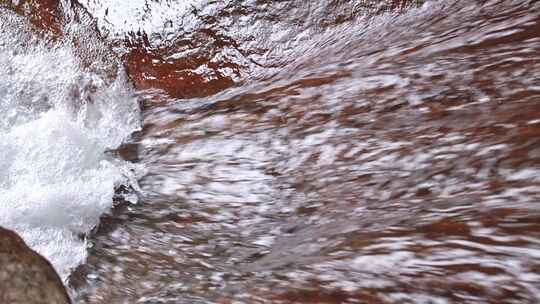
124;46;236;99
0;227;71;304
3;0;64;35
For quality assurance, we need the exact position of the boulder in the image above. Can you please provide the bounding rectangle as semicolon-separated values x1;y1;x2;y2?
0;227;71;304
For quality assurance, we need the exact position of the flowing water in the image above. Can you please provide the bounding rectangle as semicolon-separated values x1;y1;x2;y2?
2;0;540;303
0;1;141;279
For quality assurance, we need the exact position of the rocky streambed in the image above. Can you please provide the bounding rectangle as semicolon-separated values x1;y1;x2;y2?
2;0;540;303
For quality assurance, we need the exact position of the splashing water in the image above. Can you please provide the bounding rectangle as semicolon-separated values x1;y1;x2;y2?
0;7;140;279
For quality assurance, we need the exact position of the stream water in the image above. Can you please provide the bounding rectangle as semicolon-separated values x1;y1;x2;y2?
1;0;540;303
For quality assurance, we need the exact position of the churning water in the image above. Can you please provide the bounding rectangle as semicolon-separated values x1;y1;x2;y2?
0;5;140;279
2;0;540;303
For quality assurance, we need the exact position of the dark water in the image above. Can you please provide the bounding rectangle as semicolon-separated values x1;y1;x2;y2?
8;0;540;303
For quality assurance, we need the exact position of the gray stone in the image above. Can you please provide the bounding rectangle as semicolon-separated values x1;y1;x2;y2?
0;227;71;304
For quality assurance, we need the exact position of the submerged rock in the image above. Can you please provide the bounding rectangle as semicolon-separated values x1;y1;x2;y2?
3;0;64;35
79;0;425;99
0;227;70;304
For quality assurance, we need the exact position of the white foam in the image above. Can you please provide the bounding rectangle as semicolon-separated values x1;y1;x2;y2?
78;0;202;38
0;9;141;279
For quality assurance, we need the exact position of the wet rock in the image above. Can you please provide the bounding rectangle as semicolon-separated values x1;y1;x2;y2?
2;0;63;34
78;0;425;99
124;43;237;99
0;227;70;304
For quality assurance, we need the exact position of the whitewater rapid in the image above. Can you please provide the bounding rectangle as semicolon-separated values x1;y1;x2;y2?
0;7;141;279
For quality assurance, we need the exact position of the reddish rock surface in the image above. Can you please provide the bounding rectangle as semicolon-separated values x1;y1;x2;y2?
5;0;63;34
124;43;236;99
81;0;425;99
